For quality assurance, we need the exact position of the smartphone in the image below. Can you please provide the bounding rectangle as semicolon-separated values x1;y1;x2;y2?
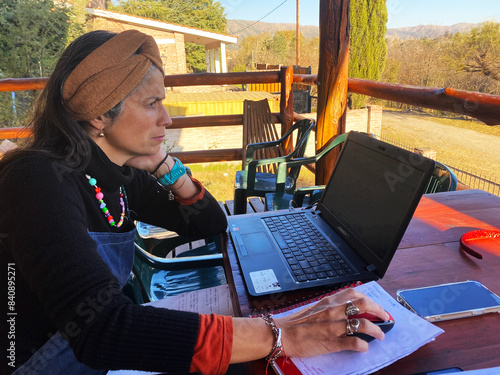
396;280;500;322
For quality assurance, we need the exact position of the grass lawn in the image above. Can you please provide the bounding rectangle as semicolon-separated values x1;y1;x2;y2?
187;161;316;203
187;162;240;202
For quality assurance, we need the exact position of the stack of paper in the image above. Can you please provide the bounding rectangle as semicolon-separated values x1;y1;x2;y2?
273;281;444;375
143;284;234;316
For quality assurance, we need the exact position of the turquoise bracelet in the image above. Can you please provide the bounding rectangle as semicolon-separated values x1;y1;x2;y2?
157;157;186;186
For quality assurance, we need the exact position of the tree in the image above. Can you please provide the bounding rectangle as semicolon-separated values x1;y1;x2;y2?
110;0;227;72
0;0;69;78
446;22;500;93
349;0;388;108
228;31;319;73
67;0;93;45
0;0;69;127
381;22;500;100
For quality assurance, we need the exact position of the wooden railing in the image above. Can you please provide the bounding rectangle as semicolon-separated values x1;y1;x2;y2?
0;69;294;164
162;69;293;163
294;75;500;126
1;70;500;164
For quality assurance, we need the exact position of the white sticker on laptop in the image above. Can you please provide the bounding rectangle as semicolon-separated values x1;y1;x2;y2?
250;269;281;293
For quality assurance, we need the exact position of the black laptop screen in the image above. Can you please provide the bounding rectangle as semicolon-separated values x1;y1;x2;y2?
319;137;429;264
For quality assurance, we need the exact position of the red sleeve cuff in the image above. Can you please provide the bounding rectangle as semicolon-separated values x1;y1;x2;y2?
189;314;233;375
174;177;205;205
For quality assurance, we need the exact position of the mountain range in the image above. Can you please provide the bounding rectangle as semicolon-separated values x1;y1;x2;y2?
227;19;478;41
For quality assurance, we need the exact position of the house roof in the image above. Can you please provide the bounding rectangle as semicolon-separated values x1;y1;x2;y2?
87;8;237;46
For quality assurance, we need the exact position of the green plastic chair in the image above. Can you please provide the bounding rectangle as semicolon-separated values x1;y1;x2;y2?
124;222;226;303
265;143;458;212
264;132;348;211
233;118;315;214
425;161;458;193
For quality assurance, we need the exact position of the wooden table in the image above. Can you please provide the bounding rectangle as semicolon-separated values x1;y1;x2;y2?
221;189;500;374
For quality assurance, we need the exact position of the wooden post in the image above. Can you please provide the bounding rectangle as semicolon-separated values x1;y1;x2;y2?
280;66;294;152
315;0;350;185
296;0;300;66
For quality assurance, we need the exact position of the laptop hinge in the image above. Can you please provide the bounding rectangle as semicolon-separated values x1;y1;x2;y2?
365;264;377;273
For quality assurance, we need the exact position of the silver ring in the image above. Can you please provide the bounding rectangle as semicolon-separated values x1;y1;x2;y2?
345;300;360;316
346;319;360;336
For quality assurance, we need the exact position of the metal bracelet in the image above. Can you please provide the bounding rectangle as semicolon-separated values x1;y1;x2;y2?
261;314;285;362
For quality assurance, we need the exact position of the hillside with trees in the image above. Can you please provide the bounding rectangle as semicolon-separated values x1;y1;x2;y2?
228;19;500;108
227;19;319;40
382;21;500;103
228;0;388;109
385;23;476;40
227;20;478;43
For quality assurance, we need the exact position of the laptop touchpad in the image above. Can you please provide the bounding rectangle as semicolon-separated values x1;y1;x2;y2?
242;233;273;255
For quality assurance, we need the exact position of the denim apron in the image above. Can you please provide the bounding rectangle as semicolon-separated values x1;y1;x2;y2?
13;229;136;375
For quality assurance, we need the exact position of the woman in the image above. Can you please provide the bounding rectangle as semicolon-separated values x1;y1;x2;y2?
0;30;389;375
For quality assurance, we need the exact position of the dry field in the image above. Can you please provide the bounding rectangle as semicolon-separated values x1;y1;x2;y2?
187;109;500;202
381;110;500;183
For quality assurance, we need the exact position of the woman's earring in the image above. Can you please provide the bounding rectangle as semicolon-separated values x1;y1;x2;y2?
98;129;105;138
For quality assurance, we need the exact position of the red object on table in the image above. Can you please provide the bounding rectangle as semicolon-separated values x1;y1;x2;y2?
460;230;500;259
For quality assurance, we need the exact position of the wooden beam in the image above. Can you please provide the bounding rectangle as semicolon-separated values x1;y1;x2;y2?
164;71;280;87
348;79;500;126
315;0;350;185
0;127;31;138
170;148;242;164
279;66;294;152
0;72;280;92
0;78;47;92
293;74;318;85
169;113;281;129
293;74;500;126
170;114;243;129
2;75;498;126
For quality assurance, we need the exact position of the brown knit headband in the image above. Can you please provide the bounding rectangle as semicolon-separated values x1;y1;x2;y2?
63;30;164;121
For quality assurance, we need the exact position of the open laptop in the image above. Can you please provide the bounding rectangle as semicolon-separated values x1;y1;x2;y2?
228;131;436;296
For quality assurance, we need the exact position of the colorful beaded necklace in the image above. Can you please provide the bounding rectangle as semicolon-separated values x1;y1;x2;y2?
85;174;126;227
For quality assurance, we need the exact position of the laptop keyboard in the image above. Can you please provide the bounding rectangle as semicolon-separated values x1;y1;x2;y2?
263;213;357;282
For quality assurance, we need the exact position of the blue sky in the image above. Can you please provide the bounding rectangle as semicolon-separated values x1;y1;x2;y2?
220;0;500;29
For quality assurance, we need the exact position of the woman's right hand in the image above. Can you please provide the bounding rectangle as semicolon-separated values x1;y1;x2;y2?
230;289;389;364
274;288;390;358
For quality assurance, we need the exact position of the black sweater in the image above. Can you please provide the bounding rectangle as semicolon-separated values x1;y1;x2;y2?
0;146;228;374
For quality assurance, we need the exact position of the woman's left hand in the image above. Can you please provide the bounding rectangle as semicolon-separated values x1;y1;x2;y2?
126;152;200;199
125;151;167;174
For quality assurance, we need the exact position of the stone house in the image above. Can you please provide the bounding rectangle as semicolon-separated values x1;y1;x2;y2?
86;7;237;75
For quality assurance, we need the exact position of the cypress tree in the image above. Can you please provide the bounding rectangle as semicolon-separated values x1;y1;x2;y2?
349;0;388;109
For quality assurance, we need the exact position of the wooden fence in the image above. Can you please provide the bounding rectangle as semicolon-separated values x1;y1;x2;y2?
1;70;500;166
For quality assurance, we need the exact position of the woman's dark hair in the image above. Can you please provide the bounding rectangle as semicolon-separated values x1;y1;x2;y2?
0;30;119;171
